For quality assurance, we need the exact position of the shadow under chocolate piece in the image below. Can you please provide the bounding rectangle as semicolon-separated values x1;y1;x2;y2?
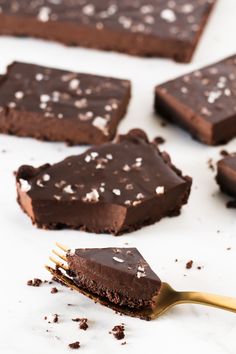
0;62;131;145
67;247;161;313
216;154;236;198
16;129;192;235
155;55;236;145
0;0;216;62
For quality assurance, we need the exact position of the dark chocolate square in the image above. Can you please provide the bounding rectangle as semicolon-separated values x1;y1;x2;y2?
0;62;131;144
155;55;236;145
0;0;216;62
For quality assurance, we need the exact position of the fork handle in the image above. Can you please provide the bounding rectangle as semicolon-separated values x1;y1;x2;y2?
177;291;236;313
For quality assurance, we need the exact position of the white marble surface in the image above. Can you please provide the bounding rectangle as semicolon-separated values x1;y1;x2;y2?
1;1;236;353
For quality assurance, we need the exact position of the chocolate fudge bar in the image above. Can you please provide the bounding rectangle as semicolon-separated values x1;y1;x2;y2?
216;154;236;198
0;0;216;62
0;62;131;145
67;247;162;310
16;129;192;235
155;55;236;145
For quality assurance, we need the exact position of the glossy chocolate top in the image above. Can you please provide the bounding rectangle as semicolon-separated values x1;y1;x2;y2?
16;130;189;207
0;0;215;41
156;55;236;125
71;247;160;281
67;247;161;300
0;62;130;138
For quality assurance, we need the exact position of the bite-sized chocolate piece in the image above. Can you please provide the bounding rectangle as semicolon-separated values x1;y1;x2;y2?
0;62;131;145
16;129;192;235
0;0;216;62
67;247;161;310
155;55;236;145
216;154;236;198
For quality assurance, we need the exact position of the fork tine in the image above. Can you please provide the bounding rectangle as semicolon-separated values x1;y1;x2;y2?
56;242;69;253
49;256;69;270
52;249;67;261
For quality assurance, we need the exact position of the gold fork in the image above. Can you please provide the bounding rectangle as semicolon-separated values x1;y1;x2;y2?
46;243;236;320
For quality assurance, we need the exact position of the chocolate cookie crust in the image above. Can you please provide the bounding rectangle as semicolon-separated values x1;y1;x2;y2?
0;0;216;62
0;62;131;145
16;129;192;235
67;247;162;310
155;55;236;145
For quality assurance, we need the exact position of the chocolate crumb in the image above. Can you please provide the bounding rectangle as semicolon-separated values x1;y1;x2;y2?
154;136;165;145
68;341;80;349
111;325;125;340
207;158;214;171
44;314;59;323
121;342;127;345
226;200;236;209
27;278;42;287
72;318;88;330
160;120;167;127
186;260;193;269
227;247;231;251
79;318;88;331
197;266;202;270
51;287;58;294
175;259;178;262
220;150;229;157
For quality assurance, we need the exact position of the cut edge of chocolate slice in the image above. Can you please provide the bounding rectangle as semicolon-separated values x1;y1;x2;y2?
16;129;192;235
46;265;156;320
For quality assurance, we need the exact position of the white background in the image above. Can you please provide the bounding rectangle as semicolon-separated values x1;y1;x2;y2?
1;0;236;353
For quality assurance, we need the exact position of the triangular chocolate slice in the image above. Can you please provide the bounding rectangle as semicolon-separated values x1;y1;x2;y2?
16;129;192;235
67;247;161;310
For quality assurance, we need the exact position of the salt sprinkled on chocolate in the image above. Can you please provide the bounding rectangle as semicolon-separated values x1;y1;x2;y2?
113;189;121;196
37;6;51;22
63;185;74;194
156;186;165;195
113;256;125;263
83;189;99;203
160;9;176;23
19;179;31;192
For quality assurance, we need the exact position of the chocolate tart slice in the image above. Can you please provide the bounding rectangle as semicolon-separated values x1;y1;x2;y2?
16;129;192;235
67;247;161;312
